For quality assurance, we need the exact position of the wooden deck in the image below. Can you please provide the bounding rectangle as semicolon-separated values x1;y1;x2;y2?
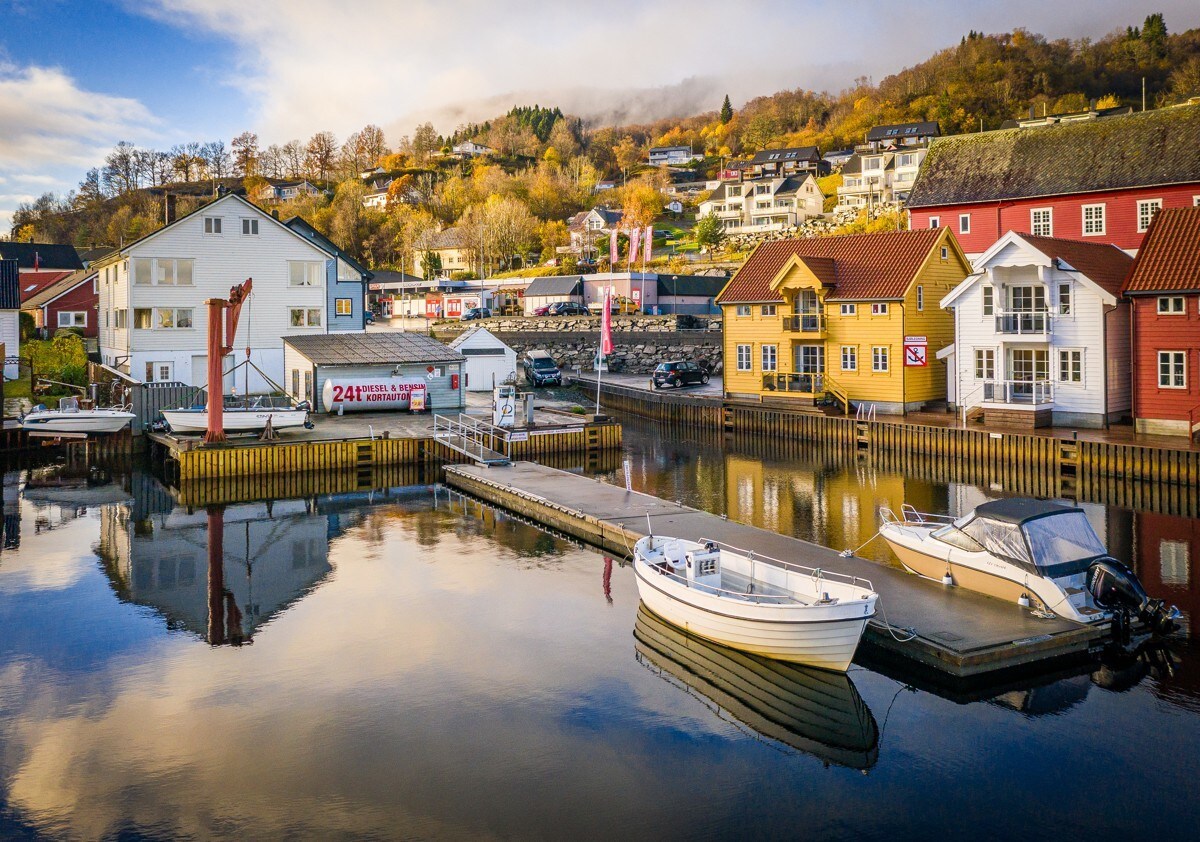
442;460;1107;680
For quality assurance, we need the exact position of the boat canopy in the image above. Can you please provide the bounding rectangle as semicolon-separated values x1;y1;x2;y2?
955;501;1106;577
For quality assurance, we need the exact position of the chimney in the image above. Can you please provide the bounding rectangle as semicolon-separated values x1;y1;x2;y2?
1090;98;1097;112
164;193;176;225
271;209;279;220
1028;106;1035;119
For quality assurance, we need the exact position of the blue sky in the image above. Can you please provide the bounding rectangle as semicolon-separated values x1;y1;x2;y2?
2;0;1199;232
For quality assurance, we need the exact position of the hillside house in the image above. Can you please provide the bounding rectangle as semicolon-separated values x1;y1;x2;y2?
907;103;1200;258
253;180;322;204
698;175;824;234
940;232;1133;428
1122;207;1200;437
746;146;826;179
864;121;941;150
716;228;971;414
452;140;494;158
415;228;474;278
21;268;99;339
0;242;83;274
648;146;701;166
835;148;927;213
94;193;350;392
567;207;625;259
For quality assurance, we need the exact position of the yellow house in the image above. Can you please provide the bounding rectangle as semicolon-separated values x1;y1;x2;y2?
415;227;474;277
715;228;971;414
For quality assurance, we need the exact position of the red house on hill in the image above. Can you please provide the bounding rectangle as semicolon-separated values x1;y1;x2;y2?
1122;207;1200;437
21;268;99;339
907;103;1200;258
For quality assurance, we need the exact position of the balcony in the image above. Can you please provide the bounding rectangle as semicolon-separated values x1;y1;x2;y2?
982;379;1055;405
782;313;826;333
994;310;1052;335
763;373;824;394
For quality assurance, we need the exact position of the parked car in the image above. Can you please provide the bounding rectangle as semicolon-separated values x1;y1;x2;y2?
522;350;563;387
532;304;552;316
460;307;492;321
546;301;589;316
364;310;376;325
652;360;709;389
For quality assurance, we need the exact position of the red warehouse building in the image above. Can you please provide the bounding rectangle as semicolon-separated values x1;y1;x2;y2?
1122;207;1200;437
907;103;1200;258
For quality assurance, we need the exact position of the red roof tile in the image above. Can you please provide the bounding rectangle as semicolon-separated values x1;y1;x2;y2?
1020;235;1133;296
715;229;947;304
1123;207;1200;294
17;271;73;304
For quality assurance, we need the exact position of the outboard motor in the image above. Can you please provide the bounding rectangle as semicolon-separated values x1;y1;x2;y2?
1087;557;1180;637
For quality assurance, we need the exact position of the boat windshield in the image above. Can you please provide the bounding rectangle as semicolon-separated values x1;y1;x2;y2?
960;517;1030;564
930;524;985;552
1022;511;1105;572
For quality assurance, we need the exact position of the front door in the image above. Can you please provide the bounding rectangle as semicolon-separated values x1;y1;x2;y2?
1008;348;1048;398
793;344;824;392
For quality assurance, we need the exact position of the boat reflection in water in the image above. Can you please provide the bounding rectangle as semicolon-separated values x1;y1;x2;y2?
633;604;879;769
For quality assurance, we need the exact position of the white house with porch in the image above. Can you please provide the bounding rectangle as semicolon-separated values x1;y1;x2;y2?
940;231;1133;428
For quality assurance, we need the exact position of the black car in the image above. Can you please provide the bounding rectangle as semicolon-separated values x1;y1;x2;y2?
652;360;709;389
460;307;492;321
522;350;563;387
546;301;589;316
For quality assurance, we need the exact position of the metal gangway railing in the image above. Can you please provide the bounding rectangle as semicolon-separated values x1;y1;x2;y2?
432;413;512;465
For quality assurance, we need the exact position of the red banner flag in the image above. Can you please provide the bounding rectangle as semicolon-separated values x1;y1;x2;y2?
644;225;653;263
601;288;614;355
628;227;640;265
609;229;617;264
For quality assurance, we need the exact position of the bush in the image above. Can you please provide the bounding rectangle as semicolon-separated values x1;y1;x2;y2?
18;312;35;342
450;270;479;281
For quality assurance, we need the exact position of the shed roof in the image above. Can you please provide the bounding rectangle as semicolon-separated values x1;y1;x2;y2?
907;104;1200;208
21;268;96;309
0;242;83;271
448;327;514;351
715;229;949;304
655;274;726;297
283;333;463;366
524;276;583;297
1123;207;1200;294
0;260;19;310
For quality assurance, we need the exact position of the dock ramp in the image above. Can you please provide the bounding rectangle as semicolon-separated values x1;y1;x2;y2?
433;414;511;466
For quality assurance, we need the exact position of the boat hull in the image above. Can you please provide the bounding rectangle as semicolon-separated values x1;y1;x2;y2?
20;411;135;434
633;564;871;673
161;409;308;434
884;537;1032;604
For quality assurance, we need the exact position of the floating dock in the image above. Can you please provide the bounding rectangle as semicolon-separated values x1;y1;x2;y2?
442;461;1107;679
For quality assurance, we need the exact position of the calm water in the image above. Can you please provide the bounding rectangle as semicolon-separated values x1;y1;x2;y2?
0;430;1198;840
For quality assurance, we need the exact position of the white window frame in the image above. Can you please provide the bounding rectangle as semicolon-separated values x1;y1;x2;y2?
1137;199;1162;233
1158;351;1187;389
1081;203;1105;236
1194;196;1200;207
1058;349;1083;384
241;218;260;236
132;258;194;286
203;217;222;235
1030;207;1053;237
736;343;752;371
114;309;128;329
1058;283;1072;316
133;308;152;329
145;361;174;382
871;303;889;316
974;348;995;381
289;307;323;328
335;298;353;316
761;344;777;372
928;216;940;229
916;285;924;311
982;285;994;316
735;304;751;317
958;214;970;234
155;307;194;330
872;346;889;372
841;345;857;371
1157;296;1185;314
57;310;87;328
289;261;324;287
840;303;856;316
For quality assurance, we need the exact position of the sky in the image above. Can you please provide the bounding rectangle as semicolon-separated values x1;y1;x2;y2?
2;0;1199;233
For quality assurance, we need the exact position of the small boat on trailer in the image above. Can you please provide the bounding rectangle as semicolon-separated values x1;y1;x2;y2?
632;535;878;673
879;499;1180;635
161;397;312;435
19;397;135;435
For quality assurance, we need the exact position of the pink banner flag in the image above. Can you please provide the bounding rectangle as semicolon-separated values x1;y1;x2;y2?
644;225;653;263
609;229;618;264
601;288;614;355
628;227;640;265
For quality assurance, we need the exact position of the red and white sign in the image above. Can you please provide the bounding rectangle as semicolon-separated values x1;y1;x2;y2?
904;343;928;367
321;377;427;413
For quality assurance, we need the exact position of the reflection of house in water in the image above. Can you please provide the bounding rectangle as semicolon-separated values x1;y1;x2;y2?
1132;511;1198;640
99;477;333;643
2;471;19;551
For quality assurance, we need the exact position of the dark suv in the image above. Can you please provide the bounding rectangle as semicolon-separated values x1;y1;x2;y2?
546;301;589;316
460;307;492;321
523;350;563;387
652;360;709;389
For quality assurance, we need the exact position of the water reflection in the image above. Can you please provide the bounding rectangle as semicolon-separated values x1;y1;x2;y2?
634;604;879;768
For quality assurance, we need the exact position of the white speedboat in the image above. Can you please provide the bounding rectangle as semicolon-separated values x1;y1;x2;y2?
880;499;1180;634
20;398;135;434
632;535;878;673
161;402;310;434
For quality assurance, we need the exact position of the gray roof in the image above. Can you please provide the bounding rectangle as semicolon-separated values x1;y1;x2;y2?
750;146;820;165
0;242;83;271
656;274;726;297
283;333;463;366
430;227;472;250
0;260;18;310
908;105;1200;208
524;275;583;297
866;121;940;142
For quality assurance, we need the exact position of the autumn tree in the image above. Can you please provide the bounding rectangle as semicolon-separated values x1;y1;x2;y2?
618;180;665;229
231;131;260;177
305;131;338;181
412;122;440;162
281;140;306;178
613;136;642;174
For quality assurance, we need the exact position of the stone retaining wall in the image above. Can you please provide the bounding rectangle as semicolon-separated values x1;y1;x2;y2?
432;314;719;335
451;329;723;375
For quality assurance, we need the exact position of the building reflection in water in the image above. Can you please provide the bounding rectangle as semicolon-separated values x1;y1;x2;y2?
2;470;19;551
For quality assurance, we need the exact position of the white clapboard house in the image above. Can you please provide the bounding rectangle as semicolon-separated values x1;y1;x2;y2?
95;193;363;393
939;231;1133;428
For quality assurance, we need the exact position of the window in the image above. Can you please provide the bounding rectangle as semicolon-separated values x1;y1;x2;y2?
958;214;970;234
1194;196;1200;207
872;346;889;372
871;303;889;316
145;362;174;382
841;345;857;371
1158;351;1186;388
916;285;924;311
1059;350;1082;383
735;304;751;317
292;369;300;398
133;308;153;329
864;157;881;170
1160;540;1190;586
1031;208;1052;237
761;344;777;371
761;304;776;316
840;303;857;316
155;308;193;329
204;217;222;234
1058;283;1072;315
57;311;87;328
289;261;324;286
133;258;193;285
1157;296;1185;314
1082;204;1105;236
928;217;940;229
940;246;949;260
1137;199;1162;233
290;308;323;327
982;285;994;316
736;344;752;371
242;218;259;235
974;349;995;380
132;257;152;285
335;298;353;316
114;309;128;329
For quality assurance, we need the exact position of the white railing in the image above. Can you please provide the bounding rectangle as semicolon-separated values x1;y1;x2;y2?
855;403;876;421
994;309;1052;334
433;413;510;461
880;505;957;527
982;379;1054;405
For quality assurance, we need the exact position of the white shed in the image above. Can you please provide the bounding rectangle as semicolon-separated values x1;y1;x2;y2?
449;327;517;391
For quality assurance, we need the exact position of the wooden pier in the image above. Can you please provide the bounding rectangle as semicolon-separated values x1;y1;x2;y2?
442;460;1107;679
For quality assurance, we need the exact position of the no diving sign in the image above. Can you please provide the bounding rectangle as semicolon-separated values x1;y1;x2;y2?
904;335;928;367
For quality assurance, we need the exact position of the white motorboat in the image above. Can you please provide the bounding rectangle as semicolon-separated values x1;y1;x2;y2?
161;400;311;434
632;535;878;673
880;499;1180;634
19;397;135;434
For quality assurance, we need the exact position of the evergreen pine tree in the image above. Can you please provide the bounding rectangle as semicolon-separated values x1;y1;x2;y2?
719;95;733;124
